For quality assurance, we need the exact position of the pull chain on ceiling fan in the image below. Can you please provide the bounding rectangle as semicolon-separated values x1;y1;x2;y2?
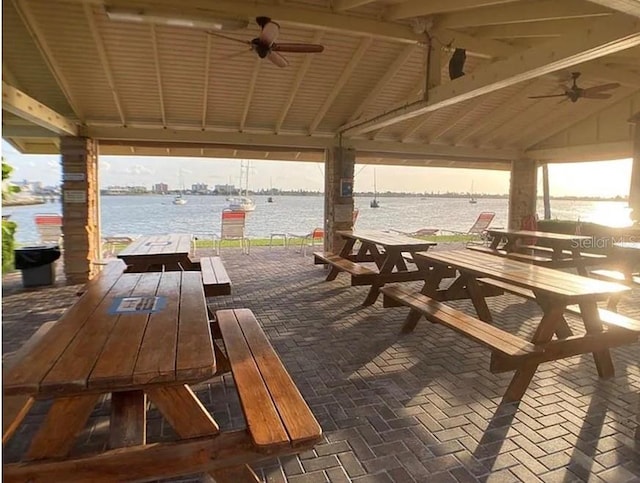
528;72;620;103
208;16;324;67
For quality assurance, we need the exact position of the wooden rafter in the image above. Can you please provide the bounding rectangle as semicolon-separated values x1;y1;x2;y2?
240;59;261;132
428;96;489;142
150;25;167;128
84;3;126;126
455;80;537;144
400;114;433;141
340;14;640;136
11;0;83;120
372;74;425;139
333;0;377;11
348;44;417;123
386;0;519;20
471;18;592;39
517;88;638;148
201;34;213;130
438;0;611;29
432;29;519;59
586;0;640;18
309;36;372;134
2;81;77;135
276;31;323;133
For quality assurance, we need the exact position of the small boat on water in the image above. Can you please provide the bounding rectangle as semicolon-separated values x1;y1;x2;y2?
267;196;274;203
469;180;477;204
227;196;256;212
172;194;187;205
370;168;380;208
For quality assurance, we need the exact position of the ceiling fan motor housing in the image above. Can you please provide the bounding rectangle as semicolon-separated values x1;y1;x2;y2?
251;38;271;58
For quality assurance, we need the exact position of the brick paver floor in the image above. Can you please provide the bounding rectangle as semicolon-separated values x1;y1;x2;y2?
3;246;639;482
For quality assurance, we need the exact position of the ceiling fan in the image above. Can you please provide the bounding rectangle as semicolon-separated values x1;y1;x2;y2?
208;16;324;67
528;72;620;103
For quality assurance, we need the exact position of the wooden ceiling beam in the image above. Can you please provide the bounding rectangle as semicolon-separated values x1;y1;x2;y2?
201;34;212;130
386;0;519;21
333;0;377;11
438;0;612;29
150;25;167;128
84;3;126;126
309;36;372;134
470;18;592;39
348;44;417;123
339;14;640;136
585;0;640;19
428;96;489;142
400;114;434;141
276;30;323;133
432;28;519;58
11;0;83;120
2;81;78;135
240;59;261;132
97;0;423;43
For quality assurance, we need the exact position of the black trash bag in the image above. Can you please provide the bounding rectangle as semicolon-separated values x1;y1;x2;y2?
14;245;61;270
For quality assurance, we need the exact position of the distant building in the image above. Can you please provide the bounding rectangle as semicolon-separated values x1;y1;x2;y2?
214;184;235;195
153;183;169;194
191;183;208;194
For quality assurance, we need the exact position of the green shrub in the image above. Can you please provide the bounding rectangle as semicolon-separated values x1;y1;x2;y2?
2;219;17;273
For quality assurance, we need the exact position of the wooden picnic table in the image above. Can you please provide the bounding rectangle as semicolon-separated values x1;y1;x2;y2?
3;265;320;482
484;228;601;275
117;233;195;272
381;249;636;403
314;229;437;305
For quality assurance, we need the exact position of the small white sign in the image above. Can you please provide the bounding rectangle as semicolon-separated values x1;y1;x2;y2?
64;190;87;203
63;172;86;182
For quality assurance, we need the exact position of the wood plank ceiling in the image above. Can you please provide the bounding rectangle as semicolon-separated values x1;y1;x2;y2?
3;0;640;169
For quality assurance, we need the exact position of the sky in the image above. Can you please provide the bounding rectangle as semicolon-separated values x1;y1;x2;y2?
1;140;633;197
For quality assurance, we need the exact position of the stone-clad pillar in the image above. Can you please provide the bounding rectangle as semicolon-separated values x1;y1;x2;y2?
324;147;355;253
508;159;538;229
60;137;101;284
629;112;640;225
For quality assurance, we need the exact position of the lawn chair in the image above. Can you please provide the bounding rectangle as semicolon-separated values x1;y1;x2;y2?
441;211;496;245
215;209;250;255
34;214;63;246
287;227;324;255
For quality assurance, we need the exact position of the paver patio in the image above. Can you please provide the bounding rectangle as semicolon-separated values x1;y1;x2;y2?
3;245;639;482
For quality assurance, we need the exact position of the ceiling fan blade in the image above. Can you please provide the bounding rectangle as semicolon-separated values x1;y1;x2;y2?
259;20;280;45
580;92;613;100
528;94;568;99
271;43;324;53
582;82;620;95
267;51;289;68
207;31;250;46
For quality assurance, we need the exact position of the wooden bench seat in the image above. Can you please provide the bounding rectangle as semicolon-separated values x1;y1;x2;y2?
590;269;640;286
199;256;232;297
519;245;608;262
313;251;378;282
3;321;56;446
467;245;554;265
380;286;541;359
216;309;322;452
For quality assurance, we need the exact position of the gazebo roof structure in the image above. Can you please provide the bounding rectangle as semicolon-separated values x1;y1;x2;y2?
2;0;640;170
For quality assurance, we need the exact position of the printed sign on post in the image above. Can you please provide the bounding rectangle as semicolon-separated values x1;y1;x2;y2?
64;190;87;203
340;178;353;197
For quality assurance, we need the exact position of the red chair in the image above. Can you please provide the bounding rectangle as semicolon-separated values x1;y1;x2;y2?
34;213;63;246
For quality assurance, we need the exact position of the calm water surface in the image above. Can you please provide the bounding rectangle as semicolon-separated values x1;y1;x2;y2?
4;195;633;245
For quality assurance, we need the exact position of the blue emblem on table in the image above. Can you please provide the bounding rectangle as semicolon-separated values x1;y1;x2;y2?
109;296;166;314
145;241;171;247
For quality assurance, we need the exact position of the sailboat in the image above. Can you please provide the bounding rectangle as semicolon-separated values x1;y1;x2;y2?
173;169;187;205
469;180;477;204
226;160;256;212
370;168;380;208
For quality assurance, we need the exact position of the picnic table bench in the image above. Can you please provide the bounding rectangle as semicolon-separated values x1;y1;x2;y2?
3;268;320;482
314;229;436;305
382;249;637;402
117;233;195;272
197;256;232;297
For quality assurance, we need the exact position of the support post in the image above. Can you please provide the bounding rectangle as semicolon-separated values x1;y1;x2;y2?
542;163;551;220
629;112;640;225
60;137;101;284
508;159;538;229
324;147;355;253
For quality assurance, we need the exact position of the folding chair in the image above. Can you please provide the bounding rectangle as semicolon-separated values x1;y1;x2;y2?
441;211;496;245
34;214;63;246
215;209;250;255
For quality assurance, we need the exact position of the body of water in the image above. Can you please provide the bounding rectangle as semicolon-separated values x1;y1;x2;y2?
3;195;633;245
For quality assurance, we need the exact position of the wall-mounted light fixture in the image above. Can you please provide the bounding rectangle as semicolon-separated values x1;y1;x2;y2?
104;6;248;31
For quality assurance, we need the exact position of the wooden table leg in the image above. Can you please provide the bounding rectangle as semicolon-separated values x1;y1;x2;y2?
147;385;258;482
536;293;573;339
502;305;565;403
464;275;493;323
401;265;447;333
579;301;615;378
26;394;101;460
363;250;398;306
326;238;356;281
110;390;146;449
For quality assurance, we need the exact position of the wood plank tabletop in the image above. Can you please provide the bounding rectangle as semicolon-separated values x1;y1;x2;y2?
4;270;215;397
337;230;436;250
118;234;193;257
414;249;629;300
486;229;591;242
